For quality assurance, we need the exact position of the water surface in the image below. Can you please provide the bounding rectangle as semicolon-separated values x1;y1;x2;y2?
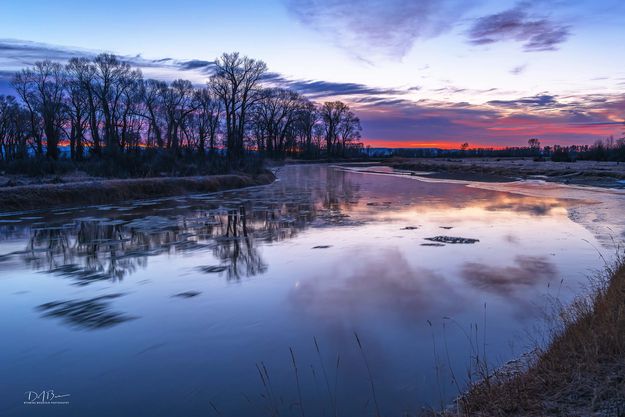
0;164;620;416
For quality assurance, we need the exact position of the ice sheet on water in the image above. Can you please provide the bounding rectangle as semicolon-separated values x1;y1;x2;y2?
126;216;176;231
424;236;479;244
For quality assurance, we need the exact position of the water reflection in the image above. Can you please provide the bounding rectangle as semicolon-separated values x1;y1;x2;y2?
461;255;558;296
0;164;613;417
37;293;136;329
1;166;362;286
484;198;561;215
291;248;463;322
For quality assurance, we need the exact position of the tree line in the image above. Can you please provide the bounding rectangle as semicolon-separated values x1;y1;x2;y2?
386;135;625;162
0;52;363;164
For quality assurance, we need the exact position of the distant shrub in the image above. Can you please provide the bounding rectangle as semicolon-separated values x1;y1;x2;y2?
551;148;575;162
0;150;260;179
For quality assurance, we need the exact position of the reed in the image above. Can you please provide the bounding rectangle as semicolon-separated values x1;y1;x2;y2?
354;332;382;417
449;252;625;416
290;347;306;417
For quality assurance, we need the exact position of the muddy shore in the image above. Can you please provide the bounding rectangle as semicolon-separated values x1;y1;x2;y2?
0;171;275;211
389;158;625;188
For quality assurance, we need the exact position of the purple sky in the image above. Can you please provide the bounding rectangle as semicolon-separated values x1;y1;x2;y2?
1;0;624;147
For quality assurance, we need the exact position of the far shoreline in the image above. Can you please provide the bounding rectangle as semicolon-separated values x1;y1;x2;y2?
387;157;625;189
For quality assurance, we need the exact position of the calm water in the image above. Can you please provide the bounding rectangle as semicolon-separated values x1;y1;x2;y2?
0;164;621;416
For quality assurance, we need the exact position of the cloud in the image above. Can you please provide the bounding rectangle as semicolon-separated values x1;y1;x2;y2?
487;93;561;109
461;255;557;296
177;59;216;72
290;248;463;322
0;39;401;98
264;72;406;98
354;92;625;147
284;0;476;59
0;39;95;63
0;39;214;85
467;5;570;51
510;64;527;75
1;38;623;148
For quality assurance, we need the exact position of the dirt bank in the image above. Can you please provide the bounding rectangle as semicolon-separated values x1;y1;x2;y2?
389;158;625;188
449;259;625;417
0;171;275;212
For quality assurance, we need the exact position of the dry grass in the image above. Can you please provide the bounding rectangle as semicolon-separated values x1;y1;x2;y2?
453;255;625;416
389;158;625;186
0;171;275;211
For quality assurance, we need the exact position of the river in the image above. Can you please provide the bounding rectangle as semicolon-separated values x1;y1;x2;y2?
0;163;622;416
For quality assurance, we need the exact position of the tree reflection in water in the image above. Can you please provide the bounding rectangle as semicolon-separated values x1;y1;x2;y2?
6;166;360;284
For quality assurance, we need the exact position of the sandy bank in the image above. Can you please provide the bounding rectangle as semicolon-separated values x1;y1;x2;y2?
0;171;275;212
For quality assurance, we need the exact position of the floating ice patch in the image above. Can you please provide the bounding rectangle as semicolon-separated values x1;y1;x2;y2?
126;216;175;231
172;291;201;298
424;236;480;244
197;265;228;273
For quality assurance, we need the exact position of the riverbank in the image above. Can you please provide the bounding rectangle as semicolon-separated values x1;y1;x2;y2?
0;170;275;211
389;158;625;188
447;257;625;417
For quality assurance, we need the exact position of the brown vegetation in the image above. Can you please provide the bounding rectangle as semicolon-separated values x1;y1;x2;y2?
390;157;625;187
0;170;275;211
453;255;625;416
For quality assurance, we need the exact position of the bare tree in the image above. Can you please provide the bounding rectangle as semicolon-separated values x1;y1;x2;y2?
0;95;30;160
528;137;541;154
252;88;302;157
141;79;166;148
66;58;103;155
338;110;362;157
92;54;141;154
294;100;318;158
12;61;66;159
193;87;222;156
160;79;196;151
65;60;92;159
210;52;267;161
320;101;348;157
3;52;367;166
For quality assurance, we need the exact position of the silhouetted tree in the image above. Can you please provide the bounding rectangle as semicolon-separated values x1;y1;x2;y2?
92;54;141;154
210;52;267;161
320;101;348;157
1;52;367;167
12;61;66;159
192;87;221;156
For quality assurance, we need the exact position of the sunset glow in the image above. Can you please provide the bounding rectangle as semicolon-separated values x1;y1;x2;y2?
1;0;624;148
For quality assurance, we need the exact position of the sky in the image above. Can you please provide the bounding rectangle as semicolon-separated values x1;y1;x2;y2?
1;0;624;148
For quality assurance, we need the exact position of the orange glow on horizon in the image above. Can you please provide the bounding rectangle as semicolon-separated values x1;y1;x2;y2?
361;140;507;150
